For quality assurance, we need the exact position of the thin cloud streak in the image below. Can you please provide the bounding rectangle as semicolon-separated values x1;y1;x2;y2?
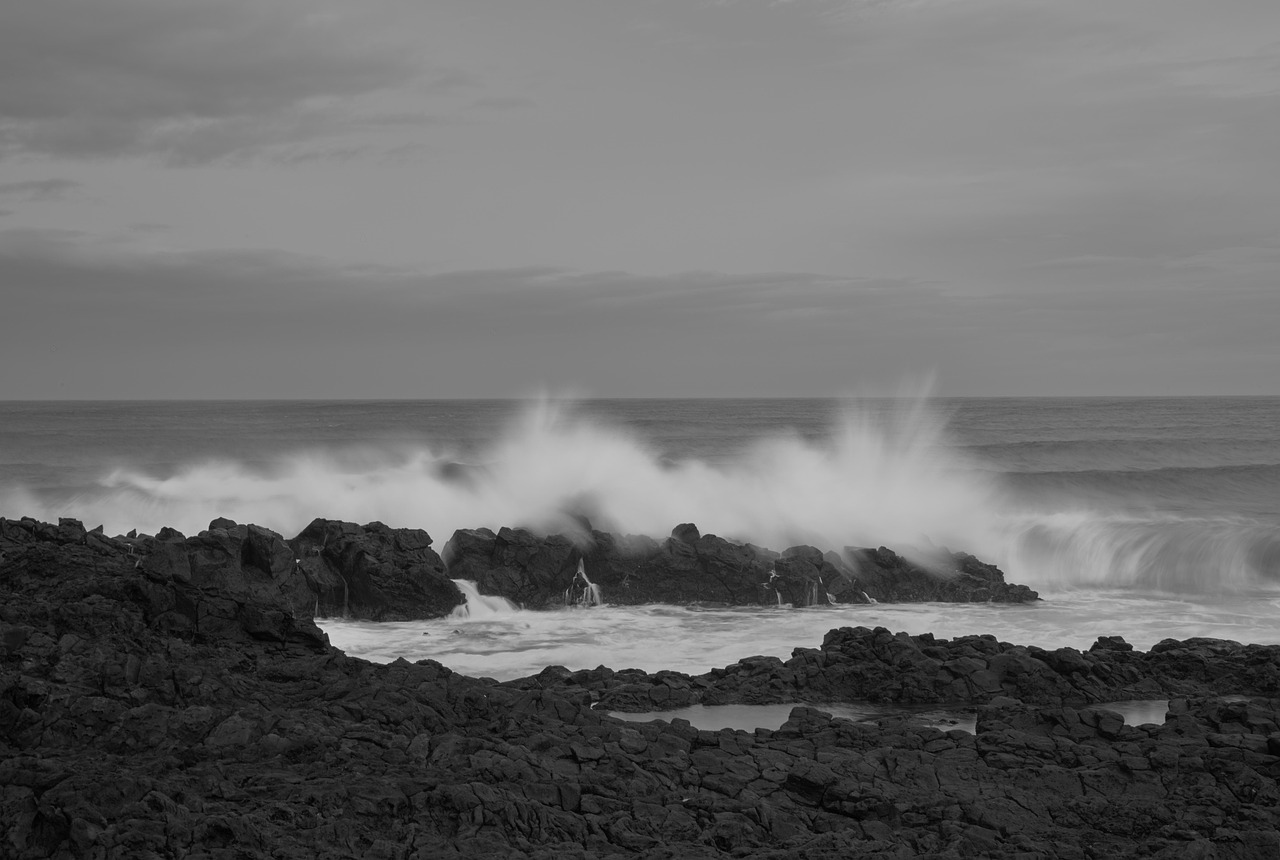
0;179;82;200
0;0;450;162
0;230;1275;399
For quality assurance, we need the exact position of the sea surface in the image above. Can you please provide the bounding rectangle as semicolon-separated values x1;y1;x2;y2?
2;396;1278;689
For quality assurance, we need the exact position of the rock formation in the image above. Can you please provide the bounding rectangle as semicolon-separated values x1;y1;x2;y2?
5;517;1278;859
290;518;461;620
443;523;1038;609
526;625;1280;714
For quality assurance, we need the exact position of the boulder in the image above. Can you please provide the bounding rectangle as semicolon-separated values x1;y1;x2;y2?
843;546;1039;603
289;519;461;620
0;516;327;653
442;527;579;608
136;519;322;645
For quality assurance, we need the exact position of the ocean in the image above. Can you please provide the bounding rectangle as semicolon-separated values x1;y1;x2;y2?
2;397;1278;682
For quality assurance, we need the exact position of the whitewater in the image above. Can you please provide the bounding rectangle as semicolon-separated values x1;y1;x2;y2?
2;396;1277;680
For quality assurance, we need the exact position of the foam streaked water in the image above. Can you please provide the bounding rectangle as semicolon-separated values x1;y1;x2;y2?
320;592;1280;682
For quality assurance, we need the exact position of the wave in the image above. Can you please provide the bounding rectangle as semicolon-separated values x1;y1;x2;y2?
0;396;999;557
2;397;1276;595
963;438;1280;475
1003;465;1280;520
1000;511;1280;593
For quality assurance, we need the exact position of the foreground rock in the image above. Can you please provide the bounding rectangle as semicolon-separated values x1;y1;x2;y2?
5;517;1280;859
444;523;1038;609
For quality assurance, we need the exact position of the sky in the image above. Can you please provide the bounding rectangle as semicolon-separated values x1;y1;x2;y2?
1;0;1277;398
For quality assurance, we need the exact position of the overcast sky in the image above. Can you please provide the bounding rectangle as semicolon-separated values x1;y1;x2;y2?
1;0;1277;398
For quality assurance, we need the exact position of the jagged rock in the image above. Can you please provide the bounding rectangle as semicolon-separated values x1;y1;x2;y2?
444;523;1036;611
843;546;1039;603
670;522;701;544
138;520;322;645
542;625;1280;718
1092;635;1136;652
289;519;461;621
0;516;326;651
5;517;1280;859
442;526;578;608
580;529;777;606
768;546;848;607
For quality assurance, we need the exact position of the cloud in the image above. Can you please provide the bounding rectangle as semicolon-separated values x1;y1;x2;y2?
0;178;82;200
0;0;448;162
1;229;1276;398
468;96;535;111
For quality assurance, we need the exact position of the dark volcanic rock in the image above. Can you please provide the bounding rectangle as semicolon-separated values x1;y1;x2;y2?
136;519;325;645
0;516;327;651
5;517;1280;859
442;527;579;608
845;546;1039;604
551;626;1279;715
578;528;778;606
442;525;782;608
444;522;1036;610
768;545;848;607
290;518;461;620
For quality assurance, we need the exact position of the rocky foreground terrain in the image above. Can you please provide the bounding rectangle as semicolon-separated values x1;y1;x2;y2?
3;516;1280;858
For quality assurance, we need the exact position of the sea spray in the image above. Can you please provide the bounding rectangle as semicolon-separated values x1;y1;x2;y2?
998;511;1280;592
5;396;1278;595
564;559;604;607
449;580;519;620
11;396;999;570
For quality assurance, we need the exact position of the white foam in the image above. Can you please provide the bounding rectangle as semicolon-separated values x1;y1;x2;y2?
565;559;604;607
449;580;520;620
321;592;1280;681
4;395;997;560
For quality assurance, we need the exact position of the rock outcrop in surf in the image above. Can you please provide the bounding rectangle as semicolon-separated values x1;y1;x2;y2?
0;514;1037;629
442;522;1039;610
289;518;461;620
4;515;1280;859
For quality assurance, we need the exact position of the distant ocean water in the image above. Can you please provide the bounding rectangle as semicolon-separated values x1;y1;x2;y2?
2;397;1278;674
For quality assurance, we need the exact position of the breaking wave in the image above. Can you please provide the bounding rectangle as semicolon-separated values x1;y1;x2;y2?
3;397;1276;594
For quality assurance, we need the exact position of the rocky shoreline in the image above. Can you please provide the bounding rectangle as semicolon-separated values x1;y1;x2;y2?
4;516;1280;858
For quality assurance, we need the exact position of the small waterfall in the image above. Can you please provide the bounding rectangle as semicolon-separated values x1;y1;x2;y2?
564;559;604;607
764;569;784;607
450;579;520;620
862;591;877;604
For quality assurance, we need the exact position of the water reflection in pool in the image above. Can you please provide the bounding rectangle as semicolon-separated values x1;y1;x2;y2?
607;699;1181;735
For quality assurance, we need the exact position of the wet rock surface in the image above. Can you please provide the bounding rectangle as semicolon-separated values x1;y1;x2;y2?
442;527;580;609
5;517;1280;859
444;523;1039;609
290;518;461;621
